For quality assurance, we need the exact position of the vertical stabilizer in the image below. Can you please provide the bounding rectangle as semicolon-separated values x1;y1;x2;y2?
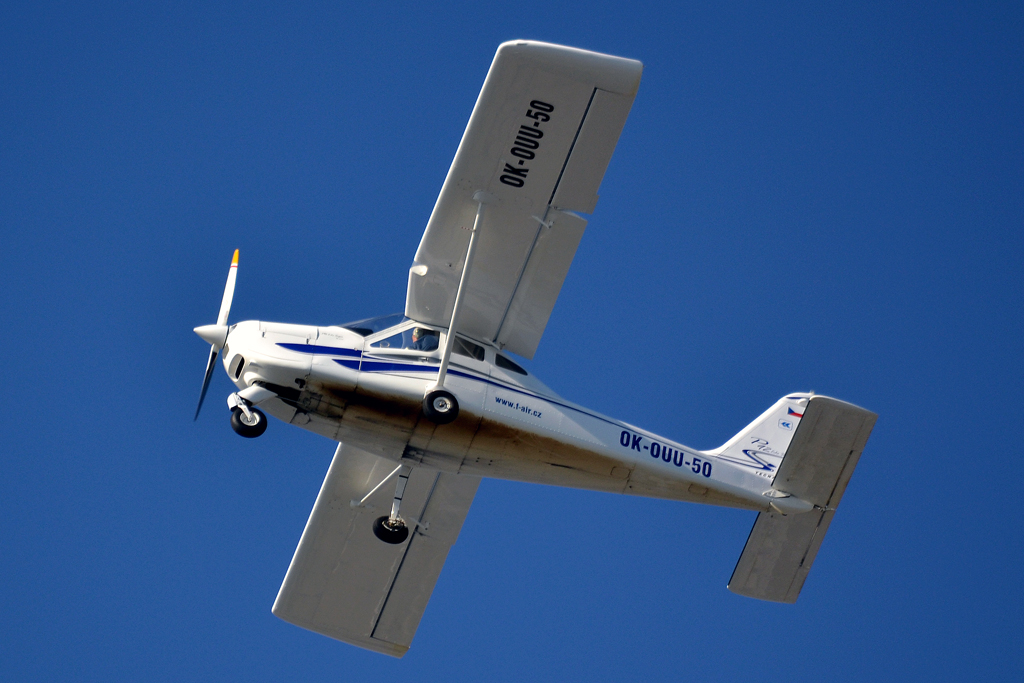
711;393;815;484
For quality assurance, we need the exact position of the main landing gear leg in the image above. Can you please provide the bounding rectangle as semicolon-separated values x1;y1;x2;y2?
422;191;492;425
373;465;411;544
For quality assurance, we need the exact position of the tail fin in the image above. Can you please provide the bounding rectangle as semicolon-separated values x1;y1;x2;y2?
710;393;815;483
725;395;877;603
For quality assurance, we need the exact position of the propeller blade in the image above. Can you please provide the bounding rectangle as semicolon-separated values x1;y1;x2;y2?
194;345;220;421
194;249;238;421
217;249;239;326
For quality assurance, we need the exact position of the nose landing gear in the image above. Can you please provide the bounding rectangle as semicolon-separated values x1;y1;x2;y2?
230;404;267;438
227;389;270;438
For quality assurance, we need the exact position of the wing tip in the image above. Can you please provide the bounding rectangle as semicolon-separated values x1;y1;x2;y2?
494;40;643;92
272;603;410;658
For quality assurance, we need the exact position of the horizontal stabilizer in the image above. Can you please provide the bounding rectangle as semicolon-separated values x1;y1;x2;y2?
728;396;876;603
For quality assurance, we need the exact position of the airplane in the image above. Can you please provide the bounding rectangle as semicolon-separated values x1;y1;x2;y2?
193;40;877;658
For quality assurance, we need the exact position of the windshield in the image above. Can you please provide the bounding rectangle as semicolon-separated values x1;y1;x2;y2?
340;313;408;336
371;326;440;351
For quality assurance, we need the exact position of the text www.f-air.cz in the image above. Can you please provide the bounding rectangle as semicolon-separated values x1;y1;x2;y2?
494;396;542;418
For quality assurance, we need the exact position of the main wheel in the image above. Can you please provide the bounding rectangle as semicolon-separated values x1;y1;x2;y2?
373;516;409;544
230;406;268;438
422;389;459;425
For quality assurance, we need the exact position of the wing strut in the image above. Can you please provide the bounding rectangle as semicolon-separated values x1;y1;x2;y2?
430;191;491;393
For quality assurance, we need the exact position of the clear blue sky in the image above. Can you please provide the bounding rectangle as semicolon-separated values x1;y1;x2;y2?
2;2;1021;680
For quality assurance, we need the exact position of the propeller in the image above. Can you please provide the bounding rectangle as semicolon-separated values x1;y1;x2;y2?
194;249;239;420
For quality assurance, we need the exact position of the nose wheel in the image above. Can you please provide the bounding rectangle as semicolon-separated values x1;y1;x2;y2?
231;406;267;438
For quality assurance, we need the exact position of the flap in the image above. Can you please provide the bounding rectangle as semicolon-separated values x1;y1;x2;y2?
493;209;587;355
272;443;480;657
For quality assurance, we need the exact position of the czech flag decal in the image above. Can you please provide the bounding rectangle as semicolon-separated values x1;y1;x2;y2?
788;407;804;418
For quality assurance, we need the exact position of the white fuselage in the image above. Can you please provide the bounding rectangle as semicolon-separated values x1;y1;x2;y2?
221;318;778;513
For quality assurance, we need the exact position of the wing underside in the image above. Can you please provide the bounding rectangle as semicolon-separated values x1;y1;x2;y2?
272;444;480;657
406;40;643;359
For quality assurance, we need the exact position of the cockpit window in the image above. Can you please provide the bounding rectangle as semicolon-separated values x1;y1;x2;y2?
495;354;527;375
341;313;408;336
453;337;485;361
371;326;440;351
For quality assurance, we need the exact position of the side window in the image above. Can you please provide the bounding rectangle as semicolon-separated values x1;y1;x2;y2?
407;327;440;352
453;337;485;361
371;326;441;351
371;332;404;349
495;354;527;375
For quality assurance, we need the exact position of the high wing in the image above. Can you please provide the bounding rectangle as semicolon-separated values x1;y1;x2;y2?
272;444;480;657
406;41;643;359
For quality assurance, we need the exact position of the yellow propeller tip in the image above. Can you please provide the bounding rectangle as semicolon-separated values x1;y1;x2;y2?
231;249;239;266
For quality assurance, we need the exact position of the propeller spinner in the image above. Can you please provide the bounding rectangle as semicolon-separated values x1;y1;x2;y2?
194;249;239;420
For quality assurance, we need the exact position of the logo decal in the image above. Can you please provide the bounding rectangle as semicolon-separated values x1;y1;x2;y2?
779;419;793;430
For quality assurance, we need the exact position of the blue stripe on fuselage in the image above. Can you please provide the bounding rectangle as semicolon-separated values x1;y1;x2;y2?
276;342;361;357
359;360;436;373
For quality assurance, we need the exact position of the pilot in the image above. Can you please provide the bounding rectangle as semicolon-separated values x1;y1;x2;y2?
409;327;439;351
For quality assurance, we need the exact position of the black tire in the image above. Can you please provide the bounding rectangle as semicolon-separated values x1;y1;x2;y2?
230;406;268;438
372;516;409;544
422;389;459;425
